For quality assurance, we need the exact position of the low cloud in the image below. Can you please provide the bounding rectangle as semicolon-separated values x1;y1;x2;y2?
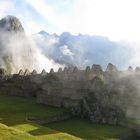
0;16;63;74
60;45;74;56
34;32;135;69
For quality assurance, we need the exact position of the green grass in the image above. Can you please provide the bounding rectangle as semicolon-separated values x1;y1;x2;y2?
47;118;130;140
0;123;37;140
0;94;133;140
0;94;68;125
0;122;81;140
0;94;81;139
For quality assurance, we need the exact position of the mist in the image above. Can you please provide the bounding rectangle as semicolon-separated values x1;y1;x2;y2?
34;31;136;70
0;16;63;74
34;30;140;121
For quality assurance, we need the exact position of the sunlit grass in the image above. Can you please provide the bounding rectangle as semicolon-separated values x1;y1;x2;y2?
0;94;133;140
0;123;37;140
0;94;68;125
0;94;81;139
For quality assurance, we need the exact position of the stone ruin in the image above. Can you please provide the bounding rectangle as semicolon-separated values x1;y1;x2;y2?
0;63;140;128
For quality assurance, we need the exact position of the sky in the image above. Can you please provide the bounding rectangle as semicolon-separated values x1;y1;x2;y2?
0;0;140;42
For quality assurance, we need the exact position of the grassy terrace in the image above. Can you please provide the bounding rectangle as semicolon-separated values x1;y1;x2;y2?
0;94;135;140
0;95;68;125
0;123;37;140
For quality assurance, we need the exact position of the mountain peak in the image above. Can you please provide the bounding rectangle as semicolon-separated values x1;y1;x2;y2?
38;30;49;36
0;15;24;32
61;32;71;37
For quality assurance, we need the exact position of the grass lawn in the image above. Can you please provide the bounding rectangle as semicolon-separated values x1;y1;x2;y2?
47;118;130;140
0;94;68;125
0;94;133;140
0;123;36;140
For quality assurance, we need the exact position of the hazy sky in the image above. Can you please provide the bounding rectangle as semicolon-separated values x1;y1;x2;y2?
0;0;140;42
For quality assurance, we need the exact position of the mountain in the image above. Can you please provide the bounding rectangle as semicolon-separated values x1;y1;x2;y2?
34;31;134;69
0;15;135;73
38;30;50;36
0;15;25;73
0;15;24;32
0;16;61;73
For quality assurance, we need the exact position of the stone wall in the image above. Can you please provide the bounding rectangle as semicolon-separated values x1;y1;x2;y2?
0;63;140;126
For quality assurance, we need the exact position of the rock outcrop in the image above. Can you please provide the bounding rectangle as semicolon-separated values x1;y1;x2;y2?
0;15;24;32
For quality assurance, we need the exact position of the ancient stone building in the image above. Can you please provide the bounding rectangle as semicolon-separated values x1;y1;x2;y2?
0;63;140;125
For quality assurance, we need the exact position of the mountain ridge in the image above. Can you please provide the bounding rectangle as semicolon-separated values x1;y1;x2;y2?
34;30;133;69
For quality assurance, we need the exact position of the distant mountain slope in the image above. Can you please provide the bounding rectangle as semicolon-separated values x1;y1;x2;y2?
0;16;62;73
0;15;24;32
0;15;135;73
34;31;134;69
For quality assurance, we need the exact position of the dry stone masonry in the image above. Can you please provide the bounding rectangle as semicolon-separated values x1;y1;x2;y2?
0;63;140;128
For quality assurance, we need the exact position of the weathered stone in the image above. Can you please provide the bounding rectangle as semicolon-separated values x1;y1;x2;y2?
85;66;90;73
58;68;62;73
1;63;140;134
32;69;37;75
50;68;54;74
128;66;133;71
67;67;73;73
24;69;30;76
0;68;7;76
41;69;47;76
92;64;102;71
18;69;24;76
26;113;72;125
135;67;140;72
63;67;68;73
73;67;78;73
92;64;103;74
106;63;117;73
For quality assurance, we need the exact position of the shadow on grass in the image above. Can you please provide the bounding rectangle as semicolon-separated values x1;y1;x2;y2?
45;117;133;140
0;94;135;140
29;127;58;136
0;94;70;138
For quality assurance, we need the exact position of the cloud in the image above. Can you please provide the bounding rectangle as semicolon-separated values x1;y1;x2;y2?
0;16;63;73
35;32;135;69
60;45;74;56
0;0;14;18
25;0;65;33
1;0;140;70
0;30;63;73
24;0;140;42
0;0;49;35
66;0;140;42
1;0;140;42
23;21;45;35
